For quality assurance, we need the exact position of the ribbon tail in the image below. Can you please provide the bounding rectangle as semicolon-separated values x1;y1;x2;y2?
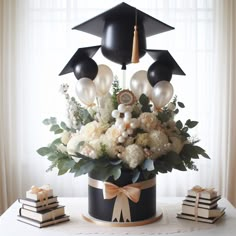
194;192;200;221
112;194;123;222
121;194;131;222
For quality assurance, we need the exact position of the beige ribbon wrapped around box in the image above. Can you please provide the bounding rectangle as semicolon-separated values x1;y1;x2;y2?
30;184;51;206
191;185;215;221
89;177;156;222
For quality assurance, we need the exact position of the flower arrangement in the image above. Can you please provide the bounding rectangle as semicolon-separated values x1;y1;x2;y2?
37;77;209;183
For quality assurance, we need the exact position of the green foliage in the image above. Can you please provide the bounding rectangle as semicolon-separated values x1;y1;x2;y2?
38;93;210;182
139;94;152;112
111;76;122;109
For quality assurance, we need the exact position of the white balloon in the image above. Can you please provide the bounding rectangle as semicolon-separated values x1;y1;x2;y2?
75;78;96;106
94;64;113;96
130;70;152;99
151;81;174;109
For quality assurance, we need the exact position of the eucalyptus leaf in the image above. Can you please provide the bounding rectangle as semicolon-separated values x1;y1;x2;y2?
47;154;59;161
199;152;210;159
50;117;57;124
174;108;179;114
42;118;50;125
187;120;198;128
193;145;205;154
176;120;183;130
181;144;199;159
73;159;95;177
54;128;64;134
60;121;70;131
174;162;187;171
50;124;60;132
109;159;123;165
37;147;52;156
51;138;62;146
177;102;185;108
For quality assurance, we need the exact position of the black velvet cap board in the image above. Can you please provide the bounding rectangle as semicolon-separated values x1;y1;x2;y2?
72;2;174;37
59;45;100;76
72;2;174;67
146;49;186;76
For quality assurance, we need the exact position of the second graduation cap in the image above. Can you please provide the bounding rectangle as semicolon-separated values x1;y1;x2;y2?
72;2;174;69
146;49;186;87
59;46;100;80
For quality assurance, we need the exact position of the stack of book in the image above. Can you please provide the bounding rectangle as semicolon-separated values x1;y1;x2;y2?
17;185;70;228
177;186;225;223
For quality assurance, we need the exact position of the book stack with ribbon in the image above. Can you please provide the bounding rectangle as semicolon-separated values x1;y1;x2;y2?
17;185;70;228
177;186;225;223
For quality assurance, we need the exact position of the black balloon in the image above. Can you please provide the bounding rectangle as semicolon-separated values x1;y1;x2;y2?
147;61;172;87
101;19;146;68
73;58;98;80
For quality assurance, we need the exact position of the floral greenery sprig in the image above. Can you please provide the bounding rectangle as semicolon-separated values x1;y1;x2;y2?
37;82;209;183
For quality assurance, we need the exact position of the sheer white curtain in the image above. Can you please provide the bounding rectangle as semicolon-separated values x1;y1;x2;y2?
1;0;236;214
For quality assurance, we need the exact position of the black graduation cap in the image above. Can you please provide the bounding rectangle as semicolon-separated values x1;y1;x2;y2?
72;2;174;69
146;49;185;86
59;45;100;76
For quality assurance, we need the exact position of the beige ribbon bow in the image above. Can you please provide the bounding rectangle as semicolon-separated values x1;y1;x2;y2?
191;185;215;221
103;182;141;222
30;184;51;205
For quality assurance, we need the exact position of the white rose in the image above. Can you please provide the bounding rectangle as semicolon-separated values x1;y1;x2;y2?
80;121;107;141
105;125;121;142
80;144;98;159
66;133;84;155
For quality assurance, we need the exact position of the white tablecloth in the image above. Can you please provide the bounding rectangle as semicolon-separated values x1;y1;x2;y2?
0;197;235;236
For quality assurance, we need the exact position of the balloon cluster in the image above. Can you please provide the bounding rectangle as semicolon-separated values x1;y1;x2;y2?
75;64;113;106
130;70;174;109
59;3;185;109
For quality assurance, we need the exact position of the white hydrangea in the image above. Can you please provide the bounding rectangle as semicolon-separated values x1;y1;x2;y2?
122;144;145;169
149;130;169;148
148;130;171;158
135;133;150;147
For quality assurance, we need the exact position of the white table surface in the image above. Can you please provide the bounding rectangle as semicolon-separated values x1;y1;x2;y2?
0;197;235;236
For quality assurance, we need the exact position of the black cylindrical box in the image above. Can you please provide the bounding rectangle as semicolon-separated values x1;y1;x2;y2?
88;170;156;222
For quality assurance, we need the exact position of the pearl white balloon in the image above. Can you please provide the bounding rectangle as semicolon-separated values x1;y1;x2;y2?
75;78;96;106
94;64;113;96
130;70;152;99
118;104;126;113
151;81;174;109
111;110;120;118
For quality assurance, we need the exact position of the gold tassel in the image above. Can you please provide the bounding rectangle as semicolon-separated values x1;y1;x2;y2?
131;25;139;63
131;9;139;63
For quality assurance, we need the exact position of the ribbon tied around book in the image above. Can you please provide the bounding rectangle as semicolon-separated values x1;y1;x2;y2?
30;184;51;206
191;185;215;221
88;177;156;222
